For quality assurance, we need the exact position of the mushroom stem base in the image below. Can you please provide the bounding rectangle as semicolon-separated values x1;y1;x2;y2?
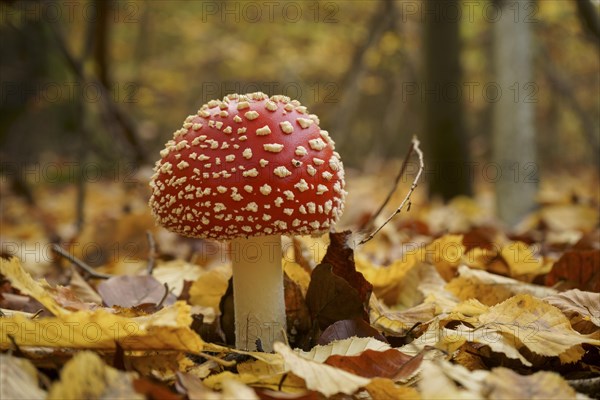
231;234;286;352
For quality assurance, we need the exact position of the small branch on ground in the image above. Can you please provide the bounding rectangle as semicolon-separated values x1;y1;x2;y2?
51;244;113;279
146;230;156;275
359;136;424;245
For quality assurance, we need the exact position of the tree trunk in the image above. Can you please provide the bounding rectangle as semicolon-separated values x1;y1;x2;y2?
423;0;472;201
492;0;537;227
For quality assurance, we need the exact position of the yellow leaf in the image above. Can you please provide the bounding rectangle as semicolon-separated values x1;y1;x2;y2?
356;253;420;304
188;265;231;312
283;260;311;296
274;342;371;396
446;266;557;306
0;257;67;316
369;295;436;336
0;301;204;352
366;377;420;400
500;241;549;279
425;234;465;281
478;294;600;359
47;351;142;400
202;370;305;393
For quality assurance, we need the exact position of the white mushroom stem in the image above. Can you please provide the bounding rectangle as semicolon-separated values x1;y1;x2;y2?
231;234;286;352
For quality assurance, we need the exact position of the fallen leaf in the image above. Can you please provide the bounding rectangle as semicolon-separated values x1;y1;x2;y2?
545;244;600;292
540;204;599;233
255;388;319;399
0;301;205;352
484;367;579;399
284;273;311;342
544;289;600;334
132;377;182;400
446;265;557;306
49;286;100;311
0;257;67;316
283;260;311;296
68;268;103;304
369;295;436;336
499;241;549;279
476;294;600;361
274;342;371;396
305;264;367;330
97;275;177;308
425;234;465;281
188;265;230;312
462;226;498;252
202;370;305;394
324;348;417;379
318;318;387;345
0;354;47;399
128;352;195;381
297;337;390;363
417;359;485;399
152;259;205;297
176;372;220;400
321;231;372;307
355;253;420;305
365;377;420;400
47;351;142;399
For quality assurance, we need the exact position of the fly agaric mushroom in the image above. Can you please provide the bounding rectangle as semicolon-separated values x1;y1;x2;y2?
149;92;346;351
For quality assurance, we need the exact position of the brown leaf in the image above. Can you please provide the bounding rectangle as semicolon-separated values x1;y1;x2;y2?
284;273;311;345
305;264;366;330
97;275;176;308
256;388;319;400
462;226;498;252
305;231;373;331
324;348;416;379
133;378;182;400
322;231;372;307
318;318;387;345
545;236;600;291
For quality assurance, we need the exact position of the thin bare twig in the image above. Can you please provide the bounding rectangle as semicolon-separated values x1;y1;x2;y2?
360;140;416;231
51;244;112;279
359;136;424;245
146;230;156;275
156;283;170;308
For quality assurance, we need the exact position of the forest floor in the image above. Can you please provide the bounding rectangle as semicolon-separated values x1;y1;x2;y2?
0;163;599;399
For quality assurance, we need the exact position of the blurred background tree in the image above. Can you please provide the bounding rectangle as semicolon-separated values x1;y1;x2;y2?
1;0;598;228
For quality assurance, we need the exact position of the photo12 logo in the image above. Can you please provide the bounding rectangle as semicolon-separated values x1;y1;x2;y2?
0;1;139;24
200;1;339;23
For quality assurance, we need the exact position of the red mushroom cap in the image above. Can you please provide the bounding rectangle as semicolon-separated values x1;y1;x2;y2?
149;92;346;240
